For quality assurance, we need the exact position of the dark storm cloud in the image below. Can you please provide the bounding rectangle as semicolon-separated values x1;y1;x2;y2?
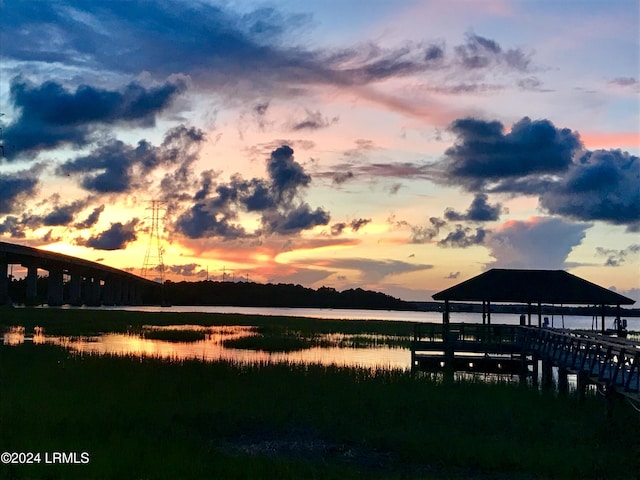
175;202;248;240
261;203;330;234
0;216;26;238
2;1;533;98
539;149;640;231
81;218;139;250
175;145;329;239
267;145;311;203
58;125;205;193
4;77;185;158
440;116;639;230
74;205;105;229
444;193;503;222
0;169;39;214
41;199;89;226
443;117;582;191
437;225;488;248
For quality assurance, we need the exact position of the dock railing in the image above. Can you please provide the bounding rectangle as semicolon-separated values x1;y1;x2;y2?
411;323;640;402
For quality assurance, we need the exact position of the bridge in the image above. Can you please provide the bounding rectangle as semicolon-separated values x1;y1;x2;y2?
0;241;159;306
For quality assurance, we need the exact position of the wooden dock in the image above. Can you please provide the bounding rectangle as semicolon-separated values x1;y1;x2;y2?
411;323;640;403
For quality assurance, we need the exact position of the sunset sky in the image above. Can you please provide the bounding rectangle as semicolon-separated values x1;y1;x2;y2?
1;0;638;303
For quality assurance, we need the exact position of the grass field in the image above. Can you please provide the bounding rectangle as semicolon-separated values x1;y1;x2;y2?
1;307;639;479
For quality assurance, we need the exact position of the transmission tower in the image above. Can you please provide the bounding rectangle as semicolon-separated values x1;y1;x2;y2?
141;200;167;283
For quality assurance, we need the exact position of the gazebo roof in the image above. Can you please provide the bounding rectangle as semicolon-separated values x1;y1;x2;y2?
432;269;635;305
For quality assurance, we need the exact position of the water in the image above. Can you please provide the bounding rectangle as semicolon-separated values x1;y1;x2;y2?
6;306;639;371
3;324;411;370
72;304;640;331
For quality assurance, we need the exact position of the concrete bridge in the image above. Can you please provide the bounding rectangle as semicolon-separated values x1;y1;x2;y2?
0;241;159;306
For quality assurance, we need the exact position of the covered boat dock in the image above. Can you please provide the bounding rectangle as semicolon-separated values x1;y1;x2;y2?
412;269;639;401
432;268;635;333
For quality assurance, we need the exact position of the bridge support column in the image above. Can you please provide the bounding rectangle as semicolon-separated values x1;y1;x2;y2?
113;278;123;305
122;281;131;305
47;268;64;306
133;282;143;305
89;277;102;306
70;272;83;306
83;277;101;306
25;264;38;305
0;257;10;305
102;277;114;305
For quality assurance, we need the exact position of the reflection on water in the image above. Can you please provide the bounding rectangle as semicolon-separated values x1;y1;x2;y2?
3;326;46;345
3;325;410;370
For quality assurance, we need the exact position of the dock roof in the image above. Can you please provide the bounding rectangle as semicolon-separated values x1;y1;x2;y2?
432;269;635;305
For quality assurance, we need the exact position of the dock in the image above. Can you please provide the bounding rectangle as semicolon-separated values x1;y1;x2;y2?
411;323;640;403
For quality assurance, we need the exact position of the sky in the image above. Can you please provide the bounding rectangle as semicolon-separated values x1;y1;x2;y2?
0;0;638;303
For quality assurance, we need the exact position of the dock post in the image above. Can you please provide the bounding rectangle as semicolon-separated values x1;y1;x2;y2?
576;371;589;403
541;358;553;390
557;366;569;395
47;267;64;306
532;354;539;388
25;263;38;305
519;349;530;387
443;300;454;383
411;323;417;375
604;383;616;418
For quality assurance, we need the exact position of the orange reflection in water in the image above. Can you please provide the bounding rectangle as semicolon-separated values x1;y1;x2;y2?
40;326;410;370
3;325;47;345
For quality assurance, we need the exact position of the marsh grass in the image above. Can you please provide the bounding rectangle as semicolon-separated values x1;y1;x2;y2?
0;307;417;338
222;333;322;352
1;343;638;479
141;329;208;343
222;327;411;352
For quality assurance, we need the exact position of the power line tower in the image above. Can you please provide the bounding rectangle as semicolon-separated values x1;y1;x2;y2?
141;200;167;284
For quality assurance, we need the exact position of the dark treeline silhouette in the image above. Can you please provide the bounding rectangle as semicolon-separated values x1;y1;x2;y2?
162;280;413;310
6;276;639;316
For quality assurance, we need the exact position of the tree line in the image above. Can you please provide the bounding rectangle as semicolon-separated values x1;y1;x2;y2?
161;280;413;310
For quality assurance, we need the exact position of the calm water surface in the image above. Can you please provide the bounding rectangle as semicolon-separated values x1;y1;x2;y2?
3;323;411;370
5;306;638;371
85;304;640;330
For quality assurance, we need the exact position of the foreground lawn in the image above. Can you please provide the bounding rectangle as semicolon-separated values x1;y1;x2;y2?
1;342;638;479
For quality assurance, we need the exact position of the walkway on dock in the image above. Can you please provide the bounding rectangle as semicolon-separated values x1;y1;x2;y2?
411;323;640;403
